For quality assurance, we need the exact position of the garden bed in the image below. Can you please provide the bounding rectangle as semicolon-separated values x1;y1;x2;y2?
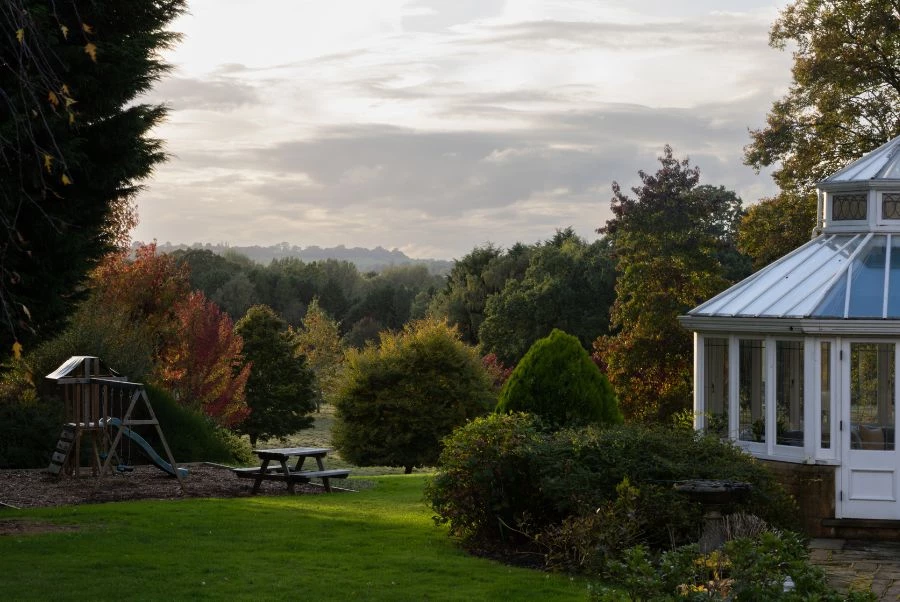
0;462;330;511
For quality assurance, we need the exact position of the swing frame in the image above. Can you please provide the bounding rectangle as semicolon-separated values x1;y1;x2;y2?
94;378;185;491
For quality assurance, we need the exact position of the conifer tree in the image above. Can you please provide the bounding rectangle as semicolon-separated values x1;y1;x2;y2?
235;305;316;446
496;328;620;429
0;0;186;351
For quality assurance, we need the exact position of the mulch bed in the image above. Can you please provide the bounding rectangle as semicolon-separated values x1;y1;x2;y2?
0;463;326;511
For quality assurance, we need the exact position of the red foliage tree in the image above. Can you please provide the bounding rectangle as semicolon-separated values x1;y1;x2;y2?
481;353;513;391
160;292;250;426
89;244;249;425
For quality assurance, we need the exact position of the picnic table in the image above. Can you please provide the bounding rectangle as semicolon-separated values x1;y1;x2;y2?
232;447;350;494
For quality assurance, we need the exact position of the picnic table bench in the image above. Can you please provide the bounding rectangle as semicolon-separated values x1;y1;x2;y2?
233;447;350;494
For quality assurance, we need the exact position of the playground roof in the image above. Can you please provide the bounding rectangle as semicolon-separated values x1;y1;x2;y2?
46;356;122;382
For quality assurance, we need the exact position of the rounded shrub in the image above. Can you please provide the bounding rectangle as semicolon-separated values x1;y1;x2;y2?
333;318;495;473
495;328;621;428
425;412;547;542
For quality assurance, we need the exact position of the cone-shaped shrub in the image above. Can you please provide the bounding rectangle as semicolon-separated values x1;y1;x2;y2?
496;329;621;428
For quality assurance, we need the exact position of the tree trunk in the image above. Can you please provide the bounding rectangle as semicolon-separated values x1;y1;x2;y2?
404;465;413;474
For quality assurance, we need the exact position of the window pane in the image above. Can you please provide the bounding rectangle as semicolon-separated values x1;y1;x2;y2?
886;237;900;317
739;340;765;443
832;193;867;220
850;343;895;451
814;272;847;317
704;338;728;437
821;342;831;449
847;237;886;317
883;193;900;219
775;341;804;447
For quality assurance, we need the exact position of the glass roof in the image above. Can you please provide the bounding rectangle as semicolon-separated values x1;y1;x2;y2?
689;137;900;322
821;136;900;185
690;233;900;319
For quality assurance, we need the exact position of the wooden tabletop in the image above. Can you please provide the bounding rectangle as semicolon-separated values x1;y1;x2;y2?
253;447;330;459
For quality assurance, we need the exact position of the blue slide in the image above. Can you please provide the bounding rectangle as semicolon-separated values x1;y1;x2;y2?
103;417;188;478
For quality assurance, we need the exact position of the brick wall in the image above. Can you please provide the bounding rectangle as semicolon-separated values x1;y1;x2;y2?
760;460;836;537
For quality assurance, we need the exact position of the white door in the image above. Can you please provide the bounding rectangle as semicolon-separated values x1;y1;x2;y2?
840;341;900;519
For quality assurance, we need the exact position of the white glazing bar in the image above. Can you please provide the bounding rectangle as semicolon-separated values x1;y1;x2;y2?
693;332;704;431
754;238;856;314
843;260;853;318
729;336;740;441
694;236;825;316
883;234;892;319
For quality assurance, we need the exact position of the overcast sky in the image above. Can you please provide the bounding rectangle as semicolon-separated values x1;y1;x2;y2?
134;0;794;260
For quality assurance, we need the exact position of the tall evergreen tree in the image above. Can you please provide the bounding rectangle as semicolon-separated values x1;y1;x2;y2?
235;305;316;446
0;0;185;351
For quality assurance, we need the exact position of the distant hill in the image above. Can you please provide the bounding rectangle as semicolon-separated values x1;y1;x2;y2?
148;242;453;275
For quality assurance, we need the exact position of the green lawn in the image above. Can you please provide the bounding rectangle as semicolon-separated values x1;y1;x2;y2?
0;475;589;601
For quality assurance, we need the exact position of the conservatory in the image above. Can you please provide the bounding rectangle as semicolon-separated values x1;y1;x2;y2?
681;136;900;523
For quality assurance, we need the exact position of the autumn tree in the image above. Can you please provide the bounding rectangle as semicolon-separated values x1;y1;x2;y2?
159;291;251;427
235;305;316;446
25;244;187;388
595;147;745;422
745;0;900;193
0;0;186;352
293;298;344;408
90;243;190;354
332;318;494;473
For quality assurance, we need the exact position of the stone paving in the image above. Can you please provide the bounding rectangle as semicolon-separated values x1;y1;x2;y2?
810;539;900;599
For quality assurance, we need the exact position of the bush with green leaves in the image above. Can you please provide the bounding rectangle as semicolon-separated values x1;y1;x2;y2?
495;328;621;428
427;416;796;558
142;385;253;465
595;532;876;601
333;318;495;473
424;412;547;542
0;395;62;468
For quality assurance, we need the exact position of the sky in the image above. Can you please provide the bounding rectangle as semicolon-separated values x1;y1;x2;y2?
134;0;795;260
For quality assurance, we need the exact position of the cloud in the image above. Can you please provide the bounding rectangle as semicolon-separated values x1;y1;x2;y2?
134;0;792;259
402;0;507;32
147;77;261;111
137;92;779;258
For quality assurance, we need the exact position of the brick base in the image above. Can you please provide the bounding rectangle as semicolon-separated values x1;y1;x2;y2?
760;460;836;537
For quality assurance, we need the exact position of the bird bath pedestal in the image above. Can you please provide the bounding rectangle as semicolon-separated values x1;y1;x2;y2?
674;480;751;553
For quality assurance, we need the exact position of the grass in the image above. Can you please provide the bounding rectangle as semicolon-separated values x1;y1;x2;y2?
0;474;589;601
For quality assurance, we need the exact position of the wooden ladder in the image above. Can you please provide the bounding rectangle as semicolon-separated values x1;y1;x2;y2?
46;424;76;475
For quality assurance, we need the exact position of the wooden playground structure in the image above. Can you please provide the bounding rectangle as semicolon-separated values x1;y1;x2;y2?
45;356;185;490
